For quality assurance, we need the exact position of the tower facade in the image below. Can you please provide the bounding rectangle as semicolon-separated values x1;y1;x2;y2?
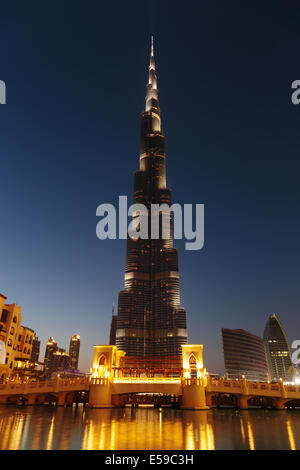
44;336;58;378
69;334;80;371
263;313;293;382
110;39;188;369
30;333;40;363
222;328;269;382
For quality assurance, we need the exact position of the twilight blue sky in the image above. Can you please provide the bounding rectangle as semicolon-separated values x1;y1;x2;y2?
0;1;300;373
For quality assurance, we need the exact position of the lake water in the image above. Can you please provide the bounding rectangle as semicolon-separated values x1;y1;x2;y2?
0;405;299;450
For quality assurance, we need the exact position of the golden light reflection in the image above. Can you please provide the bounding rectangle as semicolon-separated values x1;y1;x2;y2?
46;416;55;450
11;414;25;450
287;420;296;450
0;414;25;450
1;406;300;450
240;417;246;444
200;424;215;450
82;408;219;450
184;411;215;450
247;421;255;450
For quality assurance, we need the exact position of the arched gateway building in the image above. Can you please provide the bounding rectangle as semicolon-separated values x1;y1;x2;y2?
109;38;188;370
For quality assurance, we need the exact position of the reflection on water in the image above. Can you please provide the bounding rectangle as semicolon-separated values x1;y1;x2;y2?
0;406;299;450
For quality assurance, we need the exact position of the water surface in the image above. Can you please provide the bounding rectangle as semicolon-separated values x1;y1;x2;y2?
0;405;299;450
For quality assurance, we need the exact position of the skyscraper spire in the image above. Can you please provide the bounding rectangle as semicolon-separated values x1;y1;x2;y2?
145;36;160;131
149;35;155;74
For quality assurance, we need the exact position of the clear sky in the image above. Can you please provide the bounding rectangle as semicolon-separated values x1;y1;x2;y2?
0;1;300;374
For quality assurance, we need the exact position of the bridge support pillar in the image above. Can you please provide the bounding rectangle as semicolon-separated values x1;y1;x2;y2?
272;399;286;410
205;393;213;407
88;380;112;408
237;396;249;409
65;393;74;407
36;395;45;405
26;395;37;405
57;392;67;407
0;395;8;404
181;380;210;410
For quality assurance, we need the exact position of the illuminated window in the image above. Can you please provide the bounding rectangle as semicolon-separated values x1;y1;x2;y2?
0;309;9;323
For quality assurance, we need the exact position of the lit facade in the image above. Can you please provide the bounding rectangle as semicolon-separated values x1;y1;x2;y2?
30;333;40;363
222;328;269;382
51;349;70;376
0;293;36;379
90;344;208;410
110;39;187;368
44;336;58;378
69;334;80;371
263;313;293;382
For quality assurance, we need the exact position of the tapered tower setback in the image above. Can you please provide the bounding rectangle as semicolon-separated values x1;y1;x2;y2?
110;39;188;369
264;313;293;382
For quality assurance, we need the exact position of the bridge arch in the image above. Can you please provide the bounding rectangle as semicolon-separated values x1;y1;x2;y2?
111;392;181;407
246;395;273;408
283;399;300;409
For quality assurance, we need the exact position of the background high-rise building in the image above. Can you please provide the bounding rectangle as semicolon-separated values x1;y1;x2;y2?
263;313;293;382
69;334;80;371
50;348;70;377
30;333;40;363
109;315;117;345
110;39;187;369
44;336;58;378
222;328;269;382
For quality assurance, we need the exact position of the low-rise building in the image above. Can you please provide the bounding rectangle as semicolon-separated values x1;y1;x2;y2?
0;294;36;380
222;328;269;382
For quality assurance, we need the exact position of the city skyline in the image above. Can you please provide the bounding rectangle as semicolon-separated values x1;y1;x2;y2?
0;1;300;374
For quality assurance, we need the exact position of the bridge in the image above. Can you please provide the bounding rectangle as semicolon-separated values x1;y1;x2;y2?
1;375;300;410
88;345;300;410
1;343;300;410
0;377;89;406
206;376;300;409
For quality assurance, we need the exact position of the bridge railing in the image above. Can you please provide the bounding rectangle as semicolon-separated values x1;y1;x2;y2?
0;377;90;395
183;378;207;386
90;378;109;385
206;376;300;397
113;376;181;384
207;378;243;390
59;378;89;388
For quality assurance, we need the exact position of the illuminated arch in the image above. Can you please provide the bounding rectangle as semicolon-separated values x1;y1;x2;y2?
189;354;196;366
99;355;106;366
189;354;197;377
